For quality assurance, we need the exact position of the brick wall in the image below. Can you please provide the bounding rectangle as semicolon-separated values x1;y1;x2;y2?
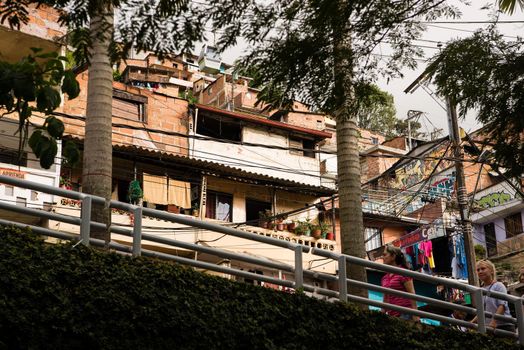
285;112;325;130
5;4;66;41
61;72;189;156
382;136;407;151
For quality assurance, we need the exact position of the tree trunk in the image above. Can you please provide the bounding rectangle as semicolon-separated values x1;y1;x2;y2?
333;0;367;299
83;4;114;243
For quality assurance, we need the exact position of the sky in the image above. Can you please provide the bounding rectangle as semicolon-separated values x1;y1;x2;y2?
209;0;523;138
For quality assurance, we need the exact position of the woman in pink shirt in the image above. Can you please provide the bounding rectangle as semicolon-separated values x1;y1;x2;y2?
381;244;419;321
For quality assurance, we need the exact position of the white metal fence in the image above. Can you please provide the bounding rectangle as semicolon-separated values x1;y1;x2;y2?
1;174;523;342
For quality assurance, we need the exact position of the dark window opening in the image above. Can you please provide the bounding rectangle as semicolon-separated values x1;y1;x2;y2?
206;191;233;222
246;199;271;225
197;114;241;142
371;137;379;145
289;138;316;158
505;213;523;239
484;223;497;256
117;179;130;203
303;139;316;158
0;147;27;167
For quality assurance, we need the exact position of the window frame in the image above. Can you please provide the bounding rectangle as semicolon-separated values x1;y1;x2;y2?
206;190;233;222
504;212;523;239
364;227;382;252
112;89;147;122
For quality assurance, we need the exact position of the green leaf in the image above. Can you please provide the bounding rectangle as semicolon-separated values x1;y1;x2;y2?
28;130;43;157
39;138;57;169
62;140;80;166
36;86;61;112
62;70;80;99
45;116;64;139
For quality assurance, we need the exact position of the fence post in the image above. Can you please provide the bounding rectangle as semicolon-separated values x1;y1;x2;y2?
473;288;486;334
80;196;92;246
514;298;524;344
294;246;303;290
338;255;347;302
132;206;142;257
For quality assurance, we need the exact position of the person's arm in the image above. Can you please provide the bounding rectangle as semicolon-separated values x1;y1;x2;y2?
404;279;420;321
489;304;506;329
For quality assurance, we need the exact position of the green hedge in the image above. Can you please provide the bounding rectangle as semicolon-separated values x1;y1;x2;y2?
0;225;519;349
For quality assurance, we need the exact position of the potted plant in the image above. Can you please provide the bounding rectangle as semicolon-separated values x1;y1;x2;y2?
192;203;200;217
287;220;297;232
319;221;331;239
258;209;272;228
311;223;322;239
295;220;311;237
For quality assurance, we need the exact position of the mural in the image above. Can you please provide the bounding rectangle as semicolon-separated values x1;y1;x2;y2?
422;174;456;203
391;145;451;190
475;191;513;209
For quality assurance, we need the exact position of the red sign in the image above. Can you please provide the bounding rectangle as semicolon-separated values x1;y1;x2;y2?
393;228;425;248
0;168;25;179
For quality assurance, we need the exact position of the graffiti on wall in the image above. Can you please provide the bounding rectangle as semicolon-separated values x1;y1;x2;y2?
475;191;513;209
422;174;456;202
391;146;451;190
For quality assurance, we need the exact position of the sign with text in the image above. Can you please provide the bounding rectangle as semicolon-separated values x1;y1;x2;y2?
392;219;446;248
0;168;25;179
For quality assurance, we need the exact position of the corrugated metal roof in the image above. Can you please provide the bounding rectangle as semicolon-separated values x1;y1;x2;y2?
65;135;335;196
195;104;332;139
113;144;335;195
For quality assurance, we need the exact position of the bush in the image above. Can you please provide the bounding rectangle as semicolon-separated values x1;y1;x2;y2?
0;225;520;349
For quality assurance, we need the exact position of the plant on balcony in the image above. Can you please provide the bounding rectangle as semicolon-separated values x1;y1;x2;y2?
258;209;273;229
311;223;322;239
319;221;331;239
295;220;311;237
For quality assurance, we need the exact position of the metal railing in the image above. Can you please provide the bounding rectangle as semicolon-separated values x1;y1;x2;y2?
1;174;523;342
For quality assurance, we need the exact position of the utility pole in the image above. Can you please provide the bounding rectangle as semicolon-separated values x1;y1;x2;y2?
446;98;479;287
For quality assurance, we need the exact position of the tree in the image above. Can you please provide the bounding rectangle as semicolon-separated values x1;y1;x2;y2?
0;49;80;168
1;1;204;242
498;0;524;13
209;0;459;296
393;119;423;139
354;83;397;138
424;28;523;177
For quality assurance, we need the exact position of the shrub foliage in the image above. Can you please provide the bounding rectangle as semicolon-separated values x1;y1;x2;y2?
0;225;519;349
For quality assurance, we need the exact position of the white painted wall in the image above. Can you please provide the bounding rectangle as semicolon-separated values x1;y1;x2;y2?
193;126;322;186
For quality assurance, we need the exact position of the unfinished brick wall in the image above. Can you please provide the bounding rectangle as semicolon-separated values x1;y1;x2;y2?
61;72;189;156
382;136;407;151
5;4;66;41
285;112;325;130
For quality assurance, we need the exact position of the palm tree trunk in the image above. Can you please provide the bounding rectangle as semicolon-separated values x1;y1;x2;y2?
333;0;367;299
83;4;114;243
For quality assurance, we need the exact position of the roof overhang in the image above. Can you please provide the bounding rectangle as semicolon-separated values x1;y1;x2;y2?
66;136;335;196
194;104;332;140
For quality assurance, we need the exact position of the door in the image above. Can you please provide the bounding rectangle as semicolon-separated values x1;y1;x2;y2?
484;223;497;257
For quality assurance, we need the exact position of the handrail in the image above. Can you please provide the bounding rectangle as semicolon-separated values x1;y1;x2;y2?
1;174;524;342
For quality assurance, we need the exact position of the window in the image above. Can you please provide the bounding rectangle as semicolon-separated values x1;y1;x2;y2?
303;140;316;158
112;90;147;122
289;138;303;156
4;185;13;196
196;114;241;142
245;199;271;225
364;227;382;251
16;197;26;207
484;223;497;257
289;138;316;158
371;137;379;145
504;213;523;239
206;191;232;222
0;147;27;167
